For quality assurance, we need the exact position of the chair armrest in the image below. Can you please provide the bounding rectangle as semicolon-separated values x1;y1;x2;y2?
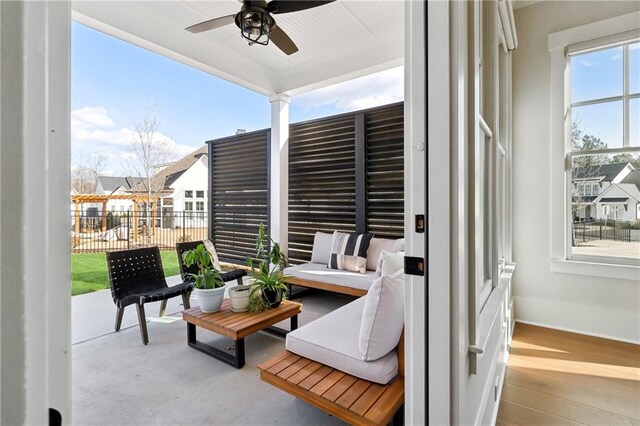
220;269;247;283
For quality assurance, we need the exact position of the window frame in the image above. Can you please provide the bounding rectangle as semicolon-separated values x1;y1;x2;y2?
184;190;193;198
548;12;640;279
196;190;204;198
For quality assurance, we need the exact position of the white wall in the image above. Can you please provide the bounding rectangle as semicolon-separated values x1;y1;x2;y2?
170;157;208;214
513;1;640;343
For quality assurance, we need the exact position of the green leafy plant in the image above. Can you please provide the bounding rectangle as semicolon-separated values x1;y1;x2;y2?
182;244;224;290
246;224;290;312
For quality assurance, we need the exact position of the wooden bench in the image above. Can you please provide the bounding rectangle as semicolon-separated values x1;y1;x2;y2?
258;338;404;425
287;276;368;297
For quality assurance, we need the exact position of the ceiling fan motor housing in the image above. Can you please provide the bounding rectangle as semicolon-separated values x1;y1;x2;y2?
235;4;275;46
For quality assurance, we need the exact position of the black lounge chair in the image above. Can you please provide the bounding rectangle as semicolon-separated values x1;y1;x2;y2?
176;240;247;286
106;246;193;345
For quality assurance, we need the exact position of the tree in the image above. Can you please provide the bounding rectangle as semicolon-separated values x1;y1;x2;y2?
122;105;175;241
71;152;106;193
570;121;608;245
571;121;609;167
612;153;640;169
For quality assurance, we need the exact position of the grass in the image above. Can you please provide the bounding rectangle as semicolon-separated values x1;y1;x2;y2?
71;251;181;296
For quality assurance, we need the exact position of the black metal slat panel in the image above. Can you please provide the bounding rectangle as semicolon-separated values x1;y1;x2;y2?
288;116;357;265
366;104;405;239
209;130;269;264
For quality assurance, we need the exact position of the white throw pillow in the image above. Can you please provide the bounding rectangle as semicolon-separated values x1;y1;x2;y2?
310;232;333;264
359;269;405;361
374;250;405;280
366;238;403;271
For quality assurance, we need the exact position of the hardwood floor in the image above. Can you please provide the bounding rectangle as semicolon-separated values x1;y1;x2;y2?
497;323;640;426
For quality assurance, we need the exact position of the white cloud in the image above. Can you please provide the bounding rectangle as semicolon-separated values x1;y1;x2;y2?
294;66;404;113
71;106;198;175
71;106;115;129
579;60;593;68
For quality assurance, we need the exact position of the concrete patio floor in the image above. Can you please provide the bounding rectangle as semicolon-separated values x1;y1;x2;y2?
72;277;354;425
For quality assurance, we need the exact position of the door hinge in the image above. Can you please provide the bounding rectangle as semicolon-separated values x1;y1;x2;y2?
404;256;425;276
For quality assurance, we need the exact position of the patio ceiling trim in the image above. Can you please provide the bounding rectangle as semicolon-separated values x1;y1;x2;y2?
71;1;404;97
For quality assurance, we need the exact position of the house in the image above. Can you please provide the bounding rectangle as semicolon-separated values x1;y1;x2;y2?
92;175;144;213
127;146;208;228
2;1;639;425
572;162;638;221
594;169;640;221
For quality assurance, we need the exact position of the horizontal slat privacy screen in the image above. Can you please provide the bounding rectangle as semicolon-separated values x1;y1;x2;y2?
288;114;358;264
366;103;404;238
288;102;404;264
207;130;270;264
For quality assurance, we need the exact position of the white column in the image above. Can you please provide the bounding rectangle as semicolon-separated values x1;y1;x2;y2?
1;1;71;424
269;94;290;253
405;1;429;425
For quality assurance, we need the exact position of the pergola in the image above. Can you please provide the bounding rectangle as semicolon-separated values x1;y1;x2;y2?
70;194;158;239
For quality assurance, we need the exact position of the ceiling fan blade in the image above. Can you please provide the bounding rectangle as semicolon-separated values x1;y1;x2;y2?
269;25;299;55
185;14;236;34
267;0;335;15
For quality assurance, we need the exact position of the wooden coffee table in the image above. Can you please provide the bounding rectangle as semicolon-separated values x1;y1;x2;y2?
182;299;302;368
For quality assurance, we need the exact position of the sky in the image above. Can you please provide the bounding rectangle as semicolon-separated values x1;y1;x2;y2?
71;22;404;175
571;42;639;150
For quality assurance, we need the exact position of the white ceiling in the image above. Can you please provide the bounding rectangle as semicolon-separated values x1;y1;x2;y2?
72;1;405;96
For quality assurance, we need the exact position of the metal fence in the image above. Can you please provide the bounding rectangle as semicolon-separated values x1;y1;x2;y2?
573;220;632;243
71;210;208;253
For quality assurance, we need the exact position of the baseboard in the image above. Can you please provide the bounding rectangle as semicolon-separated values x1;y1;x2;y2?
514;319;640;345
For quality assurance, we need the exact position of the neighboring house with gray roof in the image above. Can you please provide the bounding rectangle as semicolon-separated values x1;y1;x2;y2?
92;175;146;213
127;146;209;228
573;163;640;221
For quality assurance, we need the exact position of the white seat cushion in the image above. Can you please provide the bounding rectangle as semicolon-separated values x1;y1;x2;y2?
284;263;375;292
286;297;398;385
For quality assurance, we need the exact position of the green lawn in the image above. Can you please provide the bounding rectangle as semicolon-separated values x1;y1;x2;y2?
71;251;180;296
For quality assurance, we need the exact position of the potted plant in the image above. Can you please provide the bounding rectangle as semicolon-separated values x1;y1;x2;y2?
182;243;225;313
228;284;251;312
247;224;290;312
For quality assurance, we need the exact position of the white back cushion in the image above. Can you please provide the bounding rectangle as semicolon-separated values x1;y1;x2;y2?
203;239;222;271
359;269;405;361
366;238;405;271
374;250;405;280
310;232;333;264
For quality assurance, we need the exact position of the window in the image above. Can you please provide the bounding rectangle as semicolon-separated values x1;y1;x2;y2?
184;201;193;211
196;190;204;198
196;201;204;211
467;0;514;374
568;39;640;265
185;190;193;198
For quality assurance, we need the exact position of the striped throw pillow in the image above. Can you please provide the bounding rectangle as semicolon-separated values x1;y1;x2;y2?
328;231;373;273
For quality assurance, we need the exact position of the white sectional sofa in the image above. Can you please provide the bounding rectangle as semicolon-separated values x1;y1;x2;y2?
286;297;399;384
284;231;404;296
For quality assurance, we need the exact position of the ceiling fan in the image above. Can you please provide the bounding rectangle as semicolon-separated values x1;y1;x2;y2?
185;0;336;55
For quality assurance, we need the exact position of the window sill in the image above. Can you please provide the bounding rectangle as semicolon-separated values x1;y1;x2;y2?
551;259;640;281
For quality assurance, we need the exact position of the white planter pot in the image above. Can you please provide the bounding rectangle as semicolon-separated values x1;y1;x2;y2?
193;286;225;313
228;285;251;312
